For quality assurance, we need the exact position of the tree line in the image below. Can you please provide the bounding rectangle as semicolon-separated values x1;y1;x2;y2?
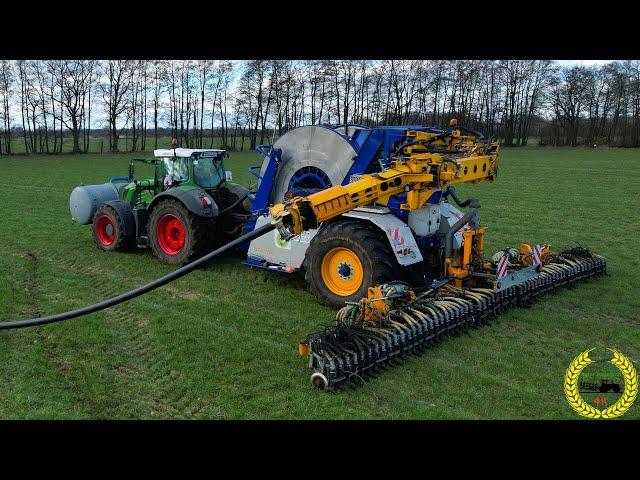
1;59;640;155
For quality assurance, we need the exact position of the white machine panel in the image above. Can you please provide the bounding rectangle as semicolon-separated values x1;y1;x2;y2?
343;208;423;266
408;204;440;236
247;215;317;270
247;207;425;270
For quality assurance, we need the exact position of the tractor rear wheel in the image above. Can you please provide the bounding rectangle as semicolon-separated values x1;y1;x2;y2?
92;205;131;252
304;220;398;308
148;199;211;265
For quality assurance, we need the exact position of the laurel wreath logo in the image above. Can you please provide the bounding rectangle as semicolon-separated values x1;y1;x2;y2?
564;348;637;419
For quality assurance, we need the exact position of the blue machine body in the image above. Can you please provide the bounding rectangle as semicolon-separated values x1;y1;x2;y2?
241;124;448;269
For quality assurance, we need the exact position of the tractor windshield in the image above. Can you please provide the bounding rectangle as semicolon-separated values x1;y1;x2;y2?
158;157;189;187
193;157;225;188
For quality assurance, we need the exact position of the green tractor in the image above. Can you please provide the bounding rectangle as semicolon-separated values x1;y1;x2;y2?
69;147;252;265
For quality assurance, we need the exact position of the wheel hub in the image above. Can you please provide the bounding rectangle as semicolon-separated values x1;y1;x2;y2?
320;247;364;297
95;214;115;246
337;261;354;280
157;213;186;255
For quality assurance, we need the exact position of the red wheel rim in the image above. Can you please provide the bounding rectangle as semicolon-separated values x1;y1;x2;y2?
157;213;186;255
96;214;115;246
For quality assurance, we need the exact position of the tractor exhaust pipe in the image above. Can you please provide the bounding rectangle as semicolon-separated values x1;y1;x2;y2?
0;223;276;330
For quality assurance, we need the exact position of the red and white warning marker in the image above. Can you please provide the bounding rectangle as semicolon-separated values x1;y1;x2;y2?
496;254;509;279
386;227;406;245
532;244;543;266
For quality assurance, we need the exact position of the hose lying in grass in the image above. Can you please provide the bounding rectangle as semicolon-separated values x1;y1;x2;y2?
0;223;276;330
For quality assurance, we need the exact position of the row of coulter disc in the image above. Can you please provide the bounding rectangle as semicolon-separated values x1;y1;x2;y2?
303;247;607;391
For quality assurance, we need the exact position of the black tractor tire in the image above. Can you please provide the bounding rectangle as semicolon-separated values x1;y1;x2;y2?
148;199;212;266
304;220;399;308
92;204;132;252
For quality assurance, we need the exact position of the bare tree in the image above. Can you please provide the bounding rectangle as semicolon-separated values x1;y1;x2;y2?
100;60;134;152
548;66;593;146
3;59;640;155
0;60;12;154
46;60;96;153
211;61;234;148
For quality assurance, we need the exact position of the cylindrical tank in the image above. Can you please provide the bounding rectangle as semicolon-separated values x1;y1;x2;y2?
408;204;441;237
69;183;120;224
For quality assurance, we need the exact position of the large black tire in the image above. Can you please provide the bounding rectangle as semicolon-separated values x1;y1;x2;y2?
148;199;211;266
304;220;398;308
92;204;132;252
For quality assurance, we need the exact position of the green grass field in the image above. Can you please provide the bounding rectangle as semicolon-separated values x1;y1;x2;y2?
0;147;638;419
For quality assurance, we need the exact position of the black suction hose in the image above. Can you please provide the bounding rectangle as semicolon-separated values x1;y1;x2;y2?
0;222;276;330
443;186;479;209
444;207;479;261
217;191;252;217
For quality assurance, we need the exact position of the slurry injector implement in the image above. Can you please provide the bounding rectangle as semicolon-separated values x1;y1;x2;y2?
0;120;607;393
299;247;607;391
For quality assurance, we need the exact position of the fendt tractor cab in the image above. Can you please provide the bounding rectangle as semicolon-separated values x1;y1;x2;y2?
69;147;252;265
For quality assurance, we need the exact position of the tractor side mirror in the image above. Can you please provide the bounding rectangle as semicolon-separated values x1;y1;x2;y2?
128;162;135;180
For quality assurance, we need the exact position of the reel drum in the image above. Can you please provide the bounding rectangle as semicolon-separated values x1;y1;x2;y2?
258;125;360;203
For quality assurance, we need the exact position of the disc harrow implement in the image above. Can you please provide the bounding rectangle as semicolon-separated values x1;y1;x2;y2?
300;247;607;392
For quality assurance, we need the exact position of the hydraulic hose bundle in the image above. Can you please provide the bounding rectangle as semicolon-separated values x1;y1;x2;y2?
301;247;607;392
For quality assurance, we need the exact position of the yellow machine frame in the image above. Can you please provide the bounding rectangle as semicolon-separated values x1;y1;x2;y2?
270;125;500;285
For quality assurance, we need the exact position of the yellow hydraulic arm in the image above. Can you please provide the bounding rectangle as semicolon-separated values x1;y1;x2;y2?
270;126;500;240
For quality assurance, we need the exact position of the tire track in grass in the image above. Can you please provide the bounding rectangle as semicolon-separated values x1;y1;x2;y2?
7;244;229;417
46;259;196;418
41;246;207;302
24;252;42;318
0;256;37;417
4;243;190;417
22;250;107;418
42;256;216;415
5;240;309;418
40;244;315;346
32;248;205;418
104;307;199;418
1;237;204;303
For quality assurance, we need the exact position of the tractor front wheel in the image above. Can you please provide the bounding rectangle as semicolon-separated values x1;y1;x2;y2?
148;199;210;265
92;205;131;252
304;220;398;308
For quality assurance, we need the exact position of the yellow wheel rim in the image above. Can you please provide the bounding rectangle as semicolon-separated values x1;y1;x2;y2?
320;247;364;296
